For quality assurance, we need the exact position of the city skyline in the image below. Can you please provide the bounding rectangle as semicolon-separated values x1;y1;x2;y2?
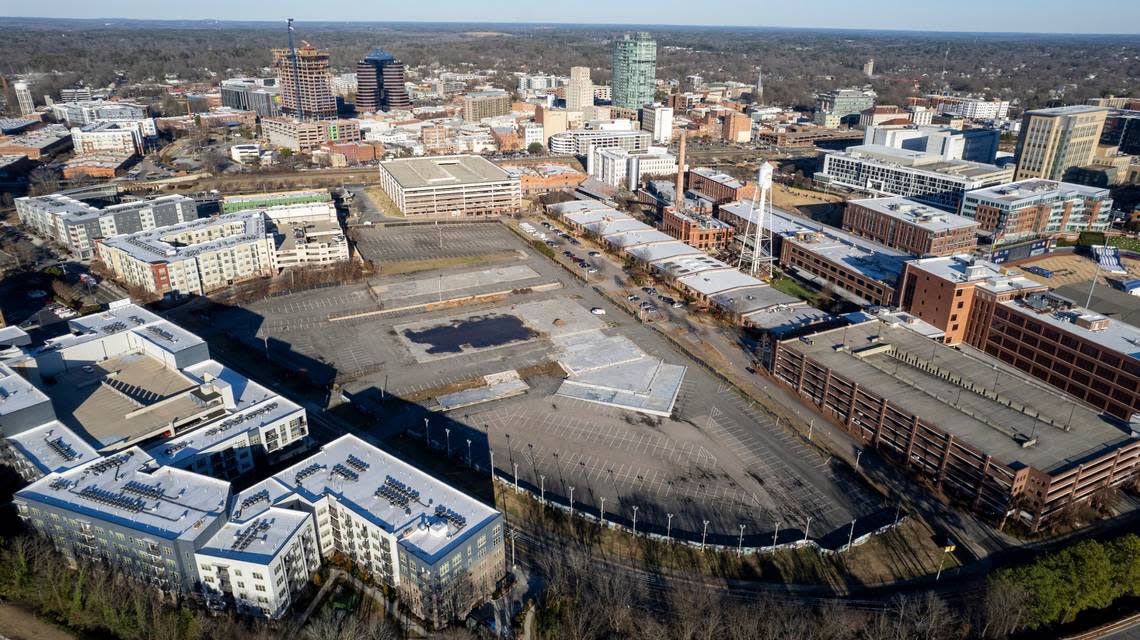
3;0;1140;34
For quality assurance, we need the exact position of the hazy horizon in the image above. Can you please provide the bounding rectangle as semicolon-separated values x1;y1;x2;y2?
3;0;1140;35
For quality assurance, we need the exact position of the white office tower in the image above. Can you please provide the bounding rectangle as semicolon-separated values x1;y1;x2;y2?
566;66;594;112
738;162;775;278
14;81;35;116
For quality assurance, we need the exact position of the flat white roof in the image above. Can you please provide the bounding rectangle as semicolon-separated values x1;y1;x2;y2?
40;303;205;356
5;421;100;476
627;241;703;264
197;507;311;565
848;197;979;232
605;228;676;249
18;447;230;542
585;218;645;237
561;208;632;227
0;361;49;417
258;435;499;563
654;254;732;279
679;268;765;296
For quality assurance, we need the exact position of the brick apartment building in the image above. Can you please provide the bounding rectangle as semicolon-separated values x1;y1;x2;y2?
660;208;733;252
687;167;756;204
844;197;979;257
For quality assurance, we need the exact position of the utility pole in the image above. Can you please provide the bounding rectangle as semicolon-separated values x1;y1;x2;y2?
569;486;575;517
489;449;495;479
539;475;545;505
513;462;519;494
855;449;863;471
510;527;517;570
803;516;812;543
599;497;606;524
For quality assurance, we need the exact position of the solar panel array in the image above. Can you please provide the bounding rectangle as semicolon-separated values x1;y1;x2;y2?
146;326;177;343
128;315;148;326
345;455;369;472
45;436;79;461
79;485;146;513
239;489;271;511
375;475;419;508
231;519;271;551
331;463;358;482
294;463;322;484
49;477;72;491
101;321;128;335
164;441;189;457
122;480;165;499
435;504;467;531
88;451;133;475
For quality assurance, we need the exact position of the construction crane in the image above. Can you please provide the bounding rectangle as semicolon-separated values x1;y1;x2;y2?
736;161;775;279
287;18;303;120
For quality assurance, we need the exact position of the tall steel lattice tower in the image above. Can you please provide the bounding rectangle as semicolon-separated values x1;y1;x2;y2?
736;162;775;279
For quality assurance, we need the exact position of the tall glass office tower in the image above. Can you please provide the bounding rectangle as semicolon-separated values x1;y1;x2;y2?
612;32;657;110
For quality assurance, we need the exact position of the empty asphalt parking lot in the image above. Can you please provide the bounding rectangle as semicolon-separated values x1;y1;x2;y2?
205;221;882;541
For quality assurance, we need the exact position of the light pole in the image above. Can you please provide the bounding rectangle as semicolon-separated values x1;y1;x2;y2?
489;449;495;479
803;516;812;543
701;520;709;549
855;449;863;471
569;486;575;517
772;521;780;548
513;462;519;494
424;417;430;447
599;497;606;525
539;475;546;505
846;519;856;552
666;513;674;543
632;505;639;534
467;439;472;465
445;428;451;457
936;548;950;580
894;502;902;527
807;419;814;441
737;524;746;553
510;527;517;570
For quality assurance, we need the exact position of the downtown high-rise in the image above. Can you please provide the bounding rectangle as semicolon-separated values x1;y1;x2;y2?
612;32;657;110
356;48;412;113
271;45;337;120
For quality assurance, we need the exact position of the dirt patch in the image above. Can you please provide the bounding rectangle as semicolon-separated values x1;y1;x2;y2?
0;604;75;640
376;251;519;276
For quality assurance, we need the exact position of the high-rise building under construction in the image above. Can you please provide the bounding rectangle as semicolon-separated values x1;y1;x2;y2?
356;48;411;113
272;44;337;120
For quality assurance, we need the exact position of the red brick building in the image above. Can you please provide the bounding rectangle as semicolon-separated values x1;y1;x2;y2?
660;208;733;252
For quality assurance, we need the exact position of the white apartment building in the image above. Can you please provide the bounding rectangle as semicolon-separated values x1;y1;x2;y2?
520;123;545;148
959;179;1114;242
230;144;261;163
640;105;673;144
227;434;505;624
262;201;349;268
50;101;149;127
97;210;278;297
924;95;1010;121
70;119;155;156
589;146;677;190
195;507;321;617
548;129;651;155
15;193;196;260
378;155;521;217
5;304;500;623
815;144;1014;212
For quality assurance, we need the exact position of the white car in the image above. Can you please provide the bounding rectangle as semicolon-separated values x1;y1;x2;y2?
590;308;606;315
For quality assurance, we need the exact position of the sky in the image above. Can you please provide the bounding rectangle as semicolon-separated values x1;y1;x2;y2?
4;0;1140;34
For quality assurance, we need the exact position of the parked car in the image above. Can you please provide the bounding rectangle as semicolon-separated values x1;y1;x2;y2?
590;308;606;315
588;251;601;257
627;294;640;301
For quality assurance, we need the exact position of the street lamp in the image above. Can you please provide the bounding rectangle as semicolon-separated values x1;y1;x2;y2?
666;513;674;543
539;475;546;505
855;449;863;471
599;497;606;524
569;486;575;517
701;520;710;549
466;439;472;465
772;521;780;548
738;524;746;553
803;516;813;543
424;417;430;447
632;505;639;534
489;449;495;480
445;428;451;457
513;462;519;494
846;519;856;553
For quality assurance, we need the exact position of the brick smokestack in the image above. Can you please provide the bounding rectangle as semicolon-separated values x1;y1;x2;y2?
675;130;686;209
